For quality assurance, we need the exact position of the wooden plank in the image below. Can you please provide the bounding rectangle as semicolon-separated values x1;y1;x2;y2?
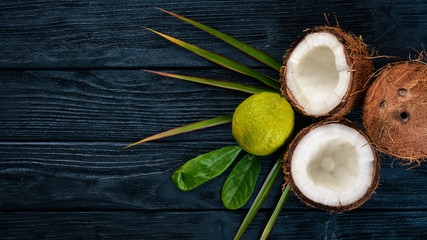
0;142;425;211
0;69;307;142
0;210;425;239
0;69;251;142
0;0;425;68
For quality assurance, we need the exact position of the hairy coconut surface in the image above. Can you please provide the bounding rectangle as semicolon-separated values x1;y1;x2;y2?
362;60;427;165
280;26;373;118
284;119;380;212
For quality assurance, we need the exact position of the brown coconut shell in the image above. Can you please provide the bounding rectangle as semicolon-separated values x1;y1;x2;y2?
362;60;427;165
280;26;374;118
283;118;380;212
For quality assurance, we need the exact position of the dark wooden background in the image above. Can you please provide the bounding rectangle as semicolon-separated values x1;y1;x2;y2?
1;0;426;239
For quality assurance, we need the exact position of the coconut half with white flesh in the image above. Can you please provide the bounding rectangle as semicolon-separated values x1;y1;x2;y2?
284;119;380;212
280;26;373;117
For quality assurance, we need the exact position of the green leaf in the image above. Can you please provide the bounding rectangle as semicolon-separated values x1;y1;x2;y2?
155;7;282;71
172;145;242;191
233;156;283;240
143;69;279;94
260;184;291;240
144;27;280;90
123;114;232;149
222;154;261;210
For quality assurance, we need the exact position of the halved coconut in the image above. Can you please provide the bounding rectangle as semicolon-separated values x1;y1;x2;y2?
280;26;373;117
284;119;380;212
362;60;426;164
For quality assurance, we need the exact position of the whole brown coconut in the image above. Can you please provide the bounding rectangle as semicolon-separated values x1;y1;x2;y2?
362;60;427;165
284;119;380;212
280;26;373;118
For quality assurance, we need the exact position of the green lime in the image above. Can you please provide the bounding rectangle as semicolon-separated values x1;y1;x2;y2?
232;92;294;156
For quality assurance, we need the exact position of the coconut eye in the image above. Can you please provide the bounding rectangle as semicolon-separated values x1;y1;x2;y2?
399;112;409;122
398;88;407;96
379;101;387;109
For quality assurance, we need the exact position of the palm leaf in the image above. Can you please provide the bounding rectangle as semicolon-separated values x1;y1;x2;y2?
144;27;280;89
260;184;291;240
144;69;279;94
123;114;232;149
155;7;282;71
233;156;283;240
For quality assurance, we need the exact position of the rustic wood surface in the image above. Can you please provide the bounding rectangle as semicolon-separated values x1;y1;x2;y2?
1;0;426;239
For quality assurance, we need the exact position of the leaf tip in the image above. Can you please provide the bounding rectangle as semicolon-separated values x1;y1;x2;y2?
122;143;136;150
122;138;151;150
154;6;178;18
141;69;155;74
153;6;166;12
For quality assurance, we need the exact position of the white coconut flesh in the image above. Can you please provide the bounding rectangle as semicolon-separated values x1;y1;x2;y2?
291;124;375;207
286;32;351;115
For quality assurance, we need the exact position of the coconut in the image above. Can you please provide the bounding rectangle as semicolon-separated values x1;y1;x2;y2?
362;60;426;165
280;26;373;118
284;119;380;212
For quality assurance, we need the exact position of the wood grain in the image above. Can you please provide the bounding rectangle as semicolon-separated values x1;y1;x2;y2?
0;211;425;239
0;69;252;142
0;142;425;211
0;0;425;69
0;69;313;142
